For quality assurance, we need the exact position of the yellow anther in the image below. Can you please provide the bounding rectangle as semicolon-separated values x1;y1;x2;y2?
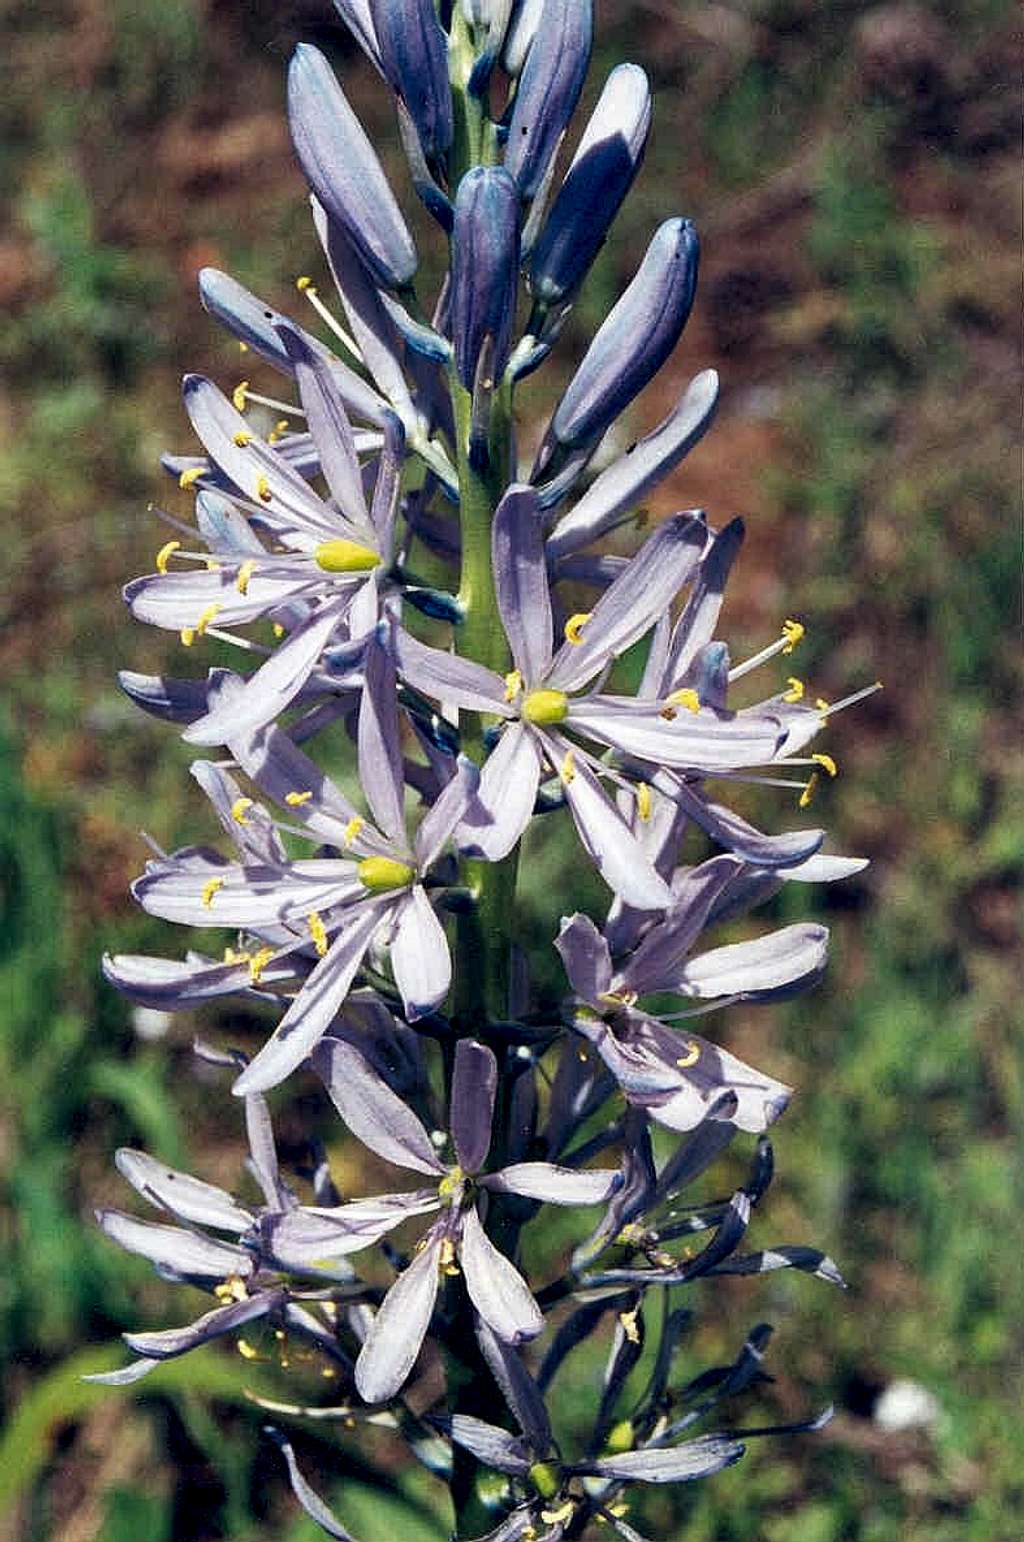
438;1237;461;1277
636;781;652;821
615;1222;645;1246
438;1167;464;1200
540;1502;575;1526
238;340;249;353
193;602;221;637
267;419;289;444
815;697;830;713
223;946;250;965
215;1275;248;1304
201;876;225;909
618;1306;641;1345
522;688;569;725
812;752;838;777
204;556;221;572
675;1040;700;1069
782;618;805;654
564;611;592;645
559;748;576;785
179;466;203;490
665;687;701;714
357;856;415;893
272;622;285;638
236;558;258;595
248;945;276;983
233;430;253;447
503;668;523;703
231;796;254;825
308;910;328;958
180;627;196;647
256;474;272;502
296;275;314;292
783;676;805;703
343;815;364;846
155;539;181;573
237;1338;260;1361
314;539;380;574
799;773;819;810
285;789;313;806
608;1503;629;1519
232;380;250;411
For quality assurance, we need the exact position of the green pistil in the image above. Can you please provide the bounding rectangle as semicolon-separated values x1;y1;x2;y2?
314;539;380;574
522;688;570;725
357;857;415;893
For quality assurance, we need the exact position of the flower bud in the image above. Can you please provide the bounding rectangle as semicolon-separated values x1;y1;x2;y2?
501;0;543;77
450;166;521;389
529;64;651;304
332;0;384;73
544;217;700;457
287;44;417;290
370;0;453;166
504;0;593;199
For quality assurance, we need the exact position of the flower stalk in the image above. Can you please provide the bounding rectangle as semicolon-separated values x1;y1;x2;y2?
95;4;876;1538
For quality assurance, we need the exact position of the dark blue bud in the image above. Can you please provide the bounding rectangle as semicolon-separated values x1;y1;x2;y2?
370;0;454;167
450;166;521;389
332;0;385;72
402;585;466;624
546;217;700;454
287;44;417;290
529;64;651;304
501;0;543;78
504;0;593;199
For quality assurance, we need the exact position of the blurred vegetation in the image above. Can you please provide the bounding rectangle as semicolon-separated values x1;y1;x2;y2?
0;1;1020;1538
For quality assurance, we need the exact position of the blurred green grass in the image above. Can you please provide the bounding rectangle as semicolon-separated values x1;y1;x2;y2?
1;1;1020;1538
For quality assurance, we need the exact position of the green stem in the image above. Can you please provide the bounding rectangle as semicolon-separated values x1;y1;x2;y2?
451;377;519;1030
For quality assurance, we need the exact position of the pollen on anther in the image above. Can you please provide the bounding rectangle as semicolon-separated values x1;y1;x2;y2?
296;275;313;292
231;796;254;825
675;1041;700;1069
799;772;819;809
155;539;180;573
236;559;257;595
268;419;289;445
248;946;276;983
782;618;805;654
285;789;312;807
233;430;252;448
665;687;700;714
308;910;328;958
194;602;221;637
636;782;652;821
232;380;250;411
812;752;838;777
201;876;225;908
560;748;576;784
343;815;364;846
256;475;272;502
564;611;592;645
178;466;203;490
783;676;805;703
503;668;523;703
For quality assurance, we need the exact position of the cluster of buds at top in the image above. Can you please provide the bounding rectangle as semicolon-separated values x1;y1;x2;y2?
100;2;878;1537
